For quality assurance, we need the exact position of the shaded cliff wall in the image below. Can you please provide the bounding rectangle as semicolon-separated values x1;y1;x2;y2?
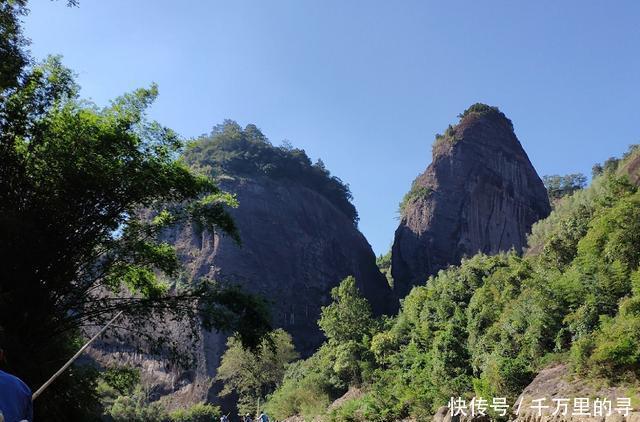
89;122;395;410
164;175;394;360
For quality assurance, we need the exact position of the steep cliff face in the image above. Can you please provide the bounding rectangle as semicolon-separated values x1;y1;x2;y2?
174;122;394;356
90;122;394;409
165;175;394;358
163;122;393;404
391;104;551;297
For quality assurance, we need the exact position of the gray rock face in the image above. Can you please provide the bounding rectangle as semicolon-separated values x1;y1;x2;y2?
90;124;396;410
391;107;551;298
146;170;394;407
93;175;394;409
165;175;395;361
511;364;640;422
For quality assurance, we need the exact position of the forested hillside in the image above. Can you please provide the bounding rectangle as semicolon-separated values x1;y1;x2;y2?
260;145;640;421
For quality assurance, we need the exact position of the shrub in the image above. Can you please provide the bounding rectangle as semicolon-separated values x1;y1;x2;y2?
107;387;167;422
457;103;513;129
478;355;534;400
398;180;432;217
100;366;141;396
589;315;640;374
327;398;364;422
169;403;221;422
265;371;332;420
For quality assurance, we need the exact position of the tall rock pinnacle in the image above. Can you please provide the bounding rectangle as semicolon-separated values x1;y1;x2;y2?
391;104;551;298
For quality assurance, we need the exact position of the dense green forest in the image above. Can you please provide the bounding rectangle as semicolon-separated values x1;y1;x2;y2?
183;121;359;225
242;146;640;421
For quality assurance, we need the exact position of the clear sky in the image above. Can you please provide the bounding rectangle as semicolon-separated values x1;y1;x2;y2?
24;1;640;255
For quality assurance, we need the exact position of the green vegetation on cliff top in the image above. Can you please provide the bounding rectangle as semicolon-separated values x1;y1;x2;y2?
183;120;359;225
431;103;514;161
457;103;512;128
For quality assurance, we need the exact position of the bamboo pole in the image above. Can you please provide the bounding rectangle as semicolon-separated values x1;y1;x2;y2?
32;311;124;400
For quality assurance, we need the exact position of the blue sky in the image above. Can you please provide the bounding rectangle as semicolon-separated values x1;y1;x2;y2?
24;1;640;255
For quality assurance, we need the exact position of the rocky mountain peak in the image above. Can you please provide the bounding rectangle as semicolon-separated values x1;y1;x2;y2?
391;104;551;297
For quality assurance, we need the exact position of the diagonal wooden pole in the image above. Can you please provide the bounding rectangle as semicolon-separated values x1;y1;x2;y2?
32;310;124;400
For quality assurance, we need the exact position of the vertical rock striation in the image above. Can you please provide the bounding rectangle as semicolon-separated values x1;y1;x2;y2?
167;122;395;405
166;175;395;360
391;104;551;298
90;122;395;410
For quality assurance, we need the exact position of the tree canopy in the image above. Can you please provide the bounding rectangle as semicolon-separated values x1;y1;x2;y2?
0;0;29;92
543;173;587;201
216;329;298;414
183;120;359;225
0;7;271;419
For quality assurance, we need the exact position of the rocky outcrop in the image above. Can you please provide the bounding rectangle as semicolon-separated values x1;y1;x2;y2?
511;364;639;422
90;123;395;410
431;365;640;421
391;104;551;297
432;364;640;422
618;147;640;186
166;174;395;359
159;172;393;405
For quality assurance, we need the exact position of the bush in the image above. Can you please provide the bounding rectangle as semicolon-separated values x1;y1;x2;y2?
100;366;141;395
583;296;640;377
478;355;534;400
169;403;221;422
107;387;167;422
265;371;332;420
398;180;432;217
327;398;364;422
